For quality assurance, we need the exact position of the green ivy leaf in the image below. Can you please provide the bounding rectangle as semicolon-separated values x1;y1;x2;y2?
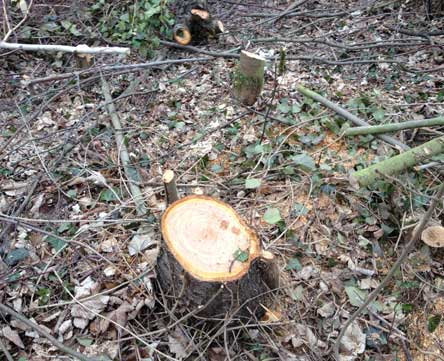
263;208;282;224
67;189;77;198
233;249;249;262
372;108;385;122
286;257;302;271
345;286;368;307
57;222;71;234
77;338;94;346
245;178;261;189
292;153;316;172
277;98;290;113
100;188;119;202
46;236;67;252
293;203;309;216
5;248;29;266
428;315;442;333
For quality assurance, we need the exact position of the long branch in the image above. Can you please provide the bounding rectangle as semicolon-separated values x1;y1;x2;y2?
345;116;444;136
350;136;444;188
0;42;130;55
24;57;209;85
101;78;147;216
296;85;409;150
333;182;444;360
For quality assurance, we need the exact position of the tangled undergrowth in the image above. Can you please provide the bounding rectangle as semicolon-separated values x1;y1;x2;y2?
1;0;444;360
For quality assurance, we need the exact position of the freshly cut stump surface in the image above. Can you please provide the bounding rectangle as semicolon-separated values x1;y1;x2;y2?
157;195;277;319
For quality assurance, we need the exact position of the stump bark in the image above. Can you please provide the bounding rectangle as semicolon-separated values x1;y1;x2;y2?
157;195;278;319
233;50;266;106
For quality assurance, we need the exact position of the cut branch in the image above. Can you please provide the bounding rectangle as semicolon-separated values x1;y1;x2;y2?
101;78;147;216
296;85;409;151
0;42;130;55
25;57;209;86
163;169;179;205
160;40;239;58
345;116;444;136
234;50;266;106
350;136;444;188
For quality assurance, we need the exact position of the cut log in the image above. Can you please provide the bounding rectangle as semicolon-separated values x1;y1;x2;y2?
172;2;224;45
157;195;278;318
173;24;192;46
350;136;444;188
162;169;179;205
233;50;266;106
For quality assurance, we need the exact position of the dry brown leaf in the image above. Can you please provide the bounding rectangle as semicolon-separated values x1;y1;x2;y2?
2;326;25;348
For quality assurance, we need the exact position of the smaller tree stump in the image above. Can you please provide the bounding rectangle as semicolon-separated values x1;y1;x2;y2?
157;195;278;319
233;50;266;106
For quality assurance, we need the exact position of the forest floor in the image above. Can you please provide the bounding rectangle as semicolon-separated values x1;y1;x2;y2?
1;0;444;360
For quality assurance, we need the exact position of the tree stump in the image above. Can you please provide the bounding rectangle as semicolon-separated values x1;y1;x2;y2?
156;195;278;319
233;50;266;106
172;1;224;45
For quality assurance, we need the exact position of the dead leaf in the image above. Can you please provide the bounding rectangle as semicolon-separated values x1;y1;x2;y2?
98;302;133;334
74;277;100;298
339;321;366;357
168;327;189;359
71;296;110;322
317;302;335;318
128;226;157;256
2;326;25;348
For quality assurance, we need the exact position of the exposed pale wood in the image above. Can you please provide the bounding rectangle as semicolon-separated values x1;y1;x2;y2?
0;42;130;55
157;195;277;318
162;170;179;205
173;24;192;46
161;195;261;282
191;8;210;20
422;226;444;247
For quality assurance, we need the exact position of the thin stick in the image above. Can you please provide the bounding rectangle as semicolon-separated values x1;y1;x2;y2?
2;0;33;42
160;40;240;58
101;77;147;216
163;170;179;205
0;42;129;55
0;338;14;361
345;116;444;136
333;182;444;360
0;303;104;361
296;85;409;151
24;57;209;86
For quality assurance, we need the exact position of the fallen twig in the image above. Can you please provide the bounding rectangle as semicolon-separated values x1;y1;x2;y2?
0;338;13;361
345;116;444;136
101;77;147;216
256;0;309;25
0;42;130;55
160;40;240;58
350;136;444;188
296;85;409;150
333;182;444;360
2;0;33;42
24;57;209;86
0;303;107;361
